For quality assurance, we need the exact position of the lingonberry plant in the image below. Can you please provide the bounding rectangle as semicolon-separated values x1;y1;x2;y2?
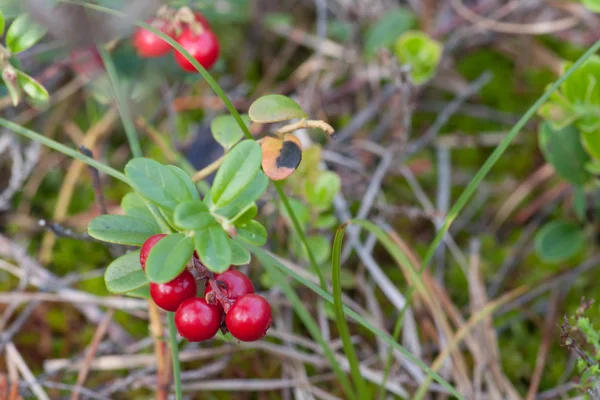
87;92;332;347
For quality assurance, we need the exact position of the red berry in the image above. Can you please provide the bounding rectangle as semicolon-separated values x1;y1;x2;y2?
140;234;167;270
150;270;197;311
226;294;272;342
175;297;223;342
205;269;254;300
133;19;173;58
173;27;220;72
194;12;211;29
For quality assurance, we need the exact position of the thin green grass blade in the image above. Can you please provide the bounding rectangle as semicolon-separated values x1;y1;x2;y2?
273;181;327;289
98;47;142;158
378;313;405;400
246;243;463;399
0;117;128;183
253;244;356;400
332;223;369;398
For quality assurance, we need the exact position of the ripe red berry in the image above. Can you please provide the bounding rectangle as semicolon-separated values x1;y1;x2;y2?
175;297;223;342
173;27;220;72
140;234;167;270
226;294;272;342
133;19;174;58
194;12;211;29
150;270;197;312
205;269;254;300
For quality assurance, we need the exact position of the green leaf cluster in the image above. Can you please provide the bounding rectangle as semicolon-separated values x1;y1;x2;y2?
88;140;268;293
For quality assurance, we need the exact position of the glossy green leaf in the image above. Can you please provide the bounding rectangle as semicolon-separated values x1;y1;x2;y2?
125;285;151;299
146;233;194;283
574;186;586;222
535;220;585;263
124;158;193;211
583;0;600;12
248;94;307;123
1;67;21;106
16;70;49;104
231;203;258;226
167;165;200;201
215;171;268;219
305;171;341;211
104;250;148;293
210;140;262;208
120;192;158;226
393;31;442;85
210;114;251;151
364;7;415;58
88;215;159;246
230;239;251;265
6;13;46;53
538;122;590;185
194;226;232;273
173;200;216;230
236;220;267;245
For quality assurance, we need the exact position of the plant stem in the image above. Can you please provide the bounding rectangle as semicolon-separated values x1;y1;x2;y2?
98;47;142;158
167;312;182;400
0;117;128;183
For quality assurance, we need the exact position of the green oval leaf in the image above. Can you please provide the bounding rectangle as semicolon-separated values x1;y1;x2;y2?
120;192;158;226
535;220;585;263
104;250;148;293
194;226;232;273
174;200;216;230
167;165;200;201
364;7;415;58
393;31;442;85
146;233;194;284
210;114;251;151
236;220;267;246
230;239;251;265
248;94;308;123
215;171;268;220
125;284;151;299
538;122;590;185
211;140;262;208
305;171;341;211
6;13;47;54
88;215;160;246
16;70;49;104
124;158;194;211
231;203;258;226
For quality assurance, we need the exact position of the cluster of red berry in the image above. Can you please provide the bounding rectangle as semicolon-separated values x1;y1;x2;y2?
132;8;220;72
140;234;272;342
